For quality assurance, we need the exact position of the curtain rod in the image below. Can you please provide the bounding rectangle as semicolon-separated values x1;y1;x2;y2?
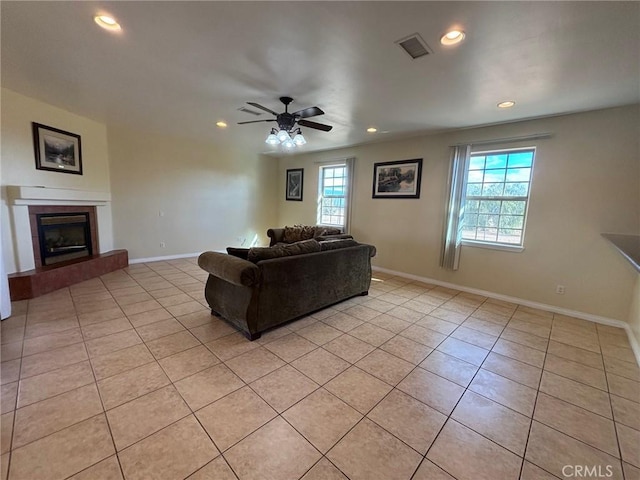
450;133;553;148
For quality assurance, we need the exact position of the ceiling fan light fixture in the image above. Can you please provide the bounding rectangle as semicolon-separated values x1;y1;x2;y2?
276;129;290;142
265;129;279;145
216;121;227;128
440;29;465;46
282;137;295;149
293;129;306;146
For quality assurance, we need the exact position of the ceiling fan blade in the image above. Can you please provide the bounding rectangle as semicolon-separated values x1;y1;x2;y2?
247;102;279;116
237;119;275;125
298;119;333;132
292;106;325;118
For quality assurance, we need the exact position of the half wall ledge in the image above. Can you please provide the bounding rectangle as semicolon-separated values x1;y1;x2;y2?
602;233;640;273
8;249;128;301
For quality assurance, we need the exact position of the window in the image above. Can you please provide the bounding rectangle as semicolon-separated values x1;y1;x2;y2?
461;148;535;246
318;164;347;227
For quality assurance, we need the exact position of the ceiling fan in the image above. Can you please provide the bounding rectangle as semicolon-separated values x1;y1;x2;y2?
238;97;332;147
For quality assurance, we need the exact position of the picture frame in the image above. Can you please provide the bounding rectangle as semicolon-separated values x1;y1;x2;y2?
32;122;83;175
286;168;304;201
372;158;423;199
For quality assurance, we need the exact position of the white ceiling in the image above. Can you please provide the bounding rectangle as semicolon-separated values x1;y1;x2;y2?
2;1;639;155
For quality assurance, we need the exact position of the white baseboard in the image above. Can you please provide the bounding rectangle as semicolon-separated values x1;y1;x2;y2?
372;265;640;366
129;252;201;264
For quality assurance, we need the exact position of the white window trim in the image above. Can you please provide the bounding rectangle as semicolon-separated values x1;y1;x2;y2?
461;146;536;249
316;158;354;232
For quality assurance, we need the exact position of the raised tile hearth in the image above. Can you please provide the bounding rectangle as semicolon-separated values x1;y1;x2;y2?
8;250;129;301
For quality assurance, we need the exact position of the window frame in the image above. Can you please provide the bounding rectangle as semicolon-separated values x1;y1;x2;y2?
460;146;536;251
317;162;348;228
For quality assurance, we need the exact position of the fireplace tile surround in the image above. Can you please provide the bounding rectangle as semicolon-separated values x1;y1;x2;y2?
5;186;127;300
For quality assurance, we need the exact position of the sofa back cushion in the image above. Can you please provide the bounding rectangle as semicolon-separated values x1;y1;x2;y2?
283;225;316;243
318;238;359;251
248;239;321;263
226;247;250;260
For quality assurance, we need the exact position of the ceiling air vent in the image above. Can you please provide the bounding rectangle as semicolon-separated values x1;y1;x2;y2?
396;33;432;60
237;107;262;116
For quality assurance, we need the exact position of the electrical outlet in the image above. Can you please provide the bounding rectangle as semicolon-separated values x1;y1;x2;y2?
555;285;565;295
160;241;166;248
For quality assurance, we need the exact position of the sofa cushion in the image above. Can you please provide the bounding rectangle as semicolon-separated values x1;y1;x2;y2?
226;247;250;260
248;239;321;263
315;234;353;242
283;225;316;243
318;238;359;251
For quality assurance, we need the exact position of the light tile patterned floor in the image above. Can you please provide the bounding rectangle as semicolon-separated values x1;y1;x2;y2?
1;258;639;480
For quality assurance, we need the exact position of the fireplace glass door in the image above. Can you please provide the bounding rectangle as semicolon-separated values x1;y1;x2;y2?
37;213;92;265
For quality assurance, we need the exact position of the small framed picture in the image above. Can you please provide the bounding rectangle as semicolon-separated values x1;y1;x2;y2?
286;168;304;201
372;158;423;199
32;122;83;175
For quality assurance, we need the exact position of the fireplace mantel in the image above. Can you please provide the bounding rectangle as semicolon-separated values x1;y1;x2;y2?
7;186;111;206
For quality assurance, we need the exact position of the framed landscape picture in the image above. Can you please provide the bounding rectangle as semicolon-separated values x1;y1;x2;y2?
286;168;304;201
32;122;83;175
372;158;422;198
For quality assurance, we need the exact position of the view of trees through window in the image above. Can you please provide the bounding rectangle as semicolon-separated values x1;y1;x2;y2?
461;148;535;245
319;164;346;226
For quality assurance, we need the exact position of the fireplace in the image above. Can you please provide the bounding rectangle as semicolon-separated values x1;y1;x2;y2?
6;188;128;301
36;213;92;265
28;205;99;268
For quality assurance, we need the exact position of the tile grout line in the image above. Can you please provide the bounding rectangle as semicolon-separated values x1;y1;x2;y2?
4;295;30;480
6;268;635;480
517;311;553;480
80;284;128;480
601;350;627;474
416;297;515;480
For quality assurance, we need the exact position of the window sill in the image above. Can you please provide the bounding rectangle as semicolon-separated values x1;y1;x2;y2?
461;240;524;253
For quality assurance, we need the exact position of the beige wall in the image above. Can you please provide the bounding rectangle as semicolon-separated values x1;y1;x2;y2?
277;105;640;322
0;88;113;273
107;126;278;260
629;276;640;347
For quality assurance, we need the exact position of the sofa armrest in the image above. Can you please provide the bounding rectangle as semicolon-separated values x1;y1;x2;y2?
267;228;285;246
198;251;260;287
364;244;377;257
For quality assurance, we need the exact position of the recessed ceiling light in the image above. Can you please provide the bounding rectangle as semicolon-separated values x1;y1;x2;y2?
497;101;516;108
440;30;465;46
216;121;228;128
94;15;121;31
366;127;378;133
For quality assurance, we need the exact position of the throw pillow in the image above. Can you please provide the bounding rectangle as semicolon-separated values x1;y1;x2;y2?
283;224;316;243
314;226;342;237
226;247;250;260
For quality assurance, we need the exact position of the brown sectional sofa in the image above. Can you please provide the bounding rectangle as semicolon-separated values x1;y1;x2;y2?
198;234;376;340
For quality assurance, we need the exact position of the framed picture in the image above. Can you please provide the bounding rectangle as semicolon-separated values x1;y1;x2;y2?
32;122;83;175
286;168;304;201
372;158;423;199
